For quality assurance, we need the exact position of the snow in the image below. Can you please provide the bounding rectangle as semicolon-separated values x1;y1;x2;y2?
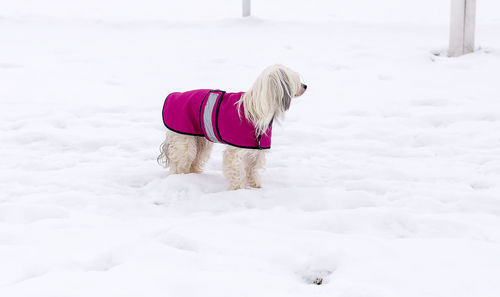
1;1;500;296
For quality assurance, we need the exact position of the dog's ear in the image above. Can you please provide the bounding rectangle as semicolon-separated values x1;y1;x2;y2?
278;69;292;111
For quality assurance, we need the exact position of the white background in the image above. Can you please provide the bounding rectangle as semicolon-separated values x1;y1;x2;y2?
1;1;500;296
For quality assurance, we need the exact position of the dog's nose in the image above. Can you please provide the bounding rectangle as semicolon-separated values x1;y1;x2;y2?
302;84;307;90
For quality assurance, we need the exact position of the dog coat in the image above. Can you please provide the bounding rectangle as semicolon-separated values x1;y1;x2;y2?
162;89;272;149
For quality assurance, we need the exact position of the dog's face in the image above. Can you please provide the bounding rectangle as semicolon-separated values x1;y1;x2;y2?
261;64;307;113
242;64;307;135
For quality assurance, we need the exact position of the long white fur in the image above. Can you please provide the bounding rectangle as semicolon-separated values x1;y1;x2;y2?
158;64;306;190
237;64;304;136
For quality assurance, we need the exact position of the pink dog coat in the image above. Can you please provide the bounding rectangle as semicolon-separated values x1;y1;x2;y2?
162;89;272;149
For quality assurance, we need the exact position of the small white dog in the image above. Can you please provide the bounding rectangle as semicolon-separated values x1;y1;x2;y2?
158;64;307;190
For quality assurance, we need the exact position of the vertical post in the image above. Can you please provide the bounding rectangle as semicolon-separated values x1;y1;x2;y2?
243;0;251;17
449;0;476;57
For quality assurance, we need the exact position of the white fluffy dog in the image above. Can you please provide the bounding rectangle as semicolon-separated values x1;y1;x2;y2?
158;64;307;190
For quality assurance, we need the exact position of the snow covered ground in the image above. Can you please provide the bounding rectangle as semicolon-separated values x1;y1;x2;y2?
1;1;500;296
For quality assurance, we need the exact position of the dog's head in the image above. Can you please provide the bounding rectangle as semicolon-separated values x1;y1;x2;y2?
242;64;307;135
258;64;307;113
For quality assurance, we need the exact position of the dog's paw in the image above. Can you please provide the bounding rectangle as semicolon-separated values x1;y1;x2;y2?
189;168;203;174
228;184;245;191
248;182;261;189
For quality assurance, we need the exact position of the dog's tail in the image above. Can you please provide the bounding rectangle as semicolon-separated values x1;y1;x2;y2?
157;135;171;168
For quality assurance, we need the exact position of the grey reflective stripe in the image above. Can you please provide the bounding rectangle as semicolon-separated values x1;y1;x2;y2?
203;92;220;143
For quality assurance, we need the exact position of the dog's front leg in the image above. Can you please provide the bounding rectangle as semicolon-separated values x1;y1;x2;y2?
223;147;247;190
246;150;265;188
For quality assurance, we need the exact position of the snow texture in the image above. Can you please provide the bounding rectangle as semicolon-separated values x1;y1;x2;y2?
1;1;500;296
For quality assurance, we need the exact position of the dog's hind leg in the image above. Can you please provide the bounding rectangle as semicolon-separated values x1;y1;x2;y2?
190;137;213;173
246;150;266;188
223;147;247;190
159;131;198;174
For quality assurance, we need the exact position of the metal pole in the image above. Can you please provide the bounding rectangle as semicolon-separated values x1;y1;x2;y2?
449;0;476;57
243;0;251;17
